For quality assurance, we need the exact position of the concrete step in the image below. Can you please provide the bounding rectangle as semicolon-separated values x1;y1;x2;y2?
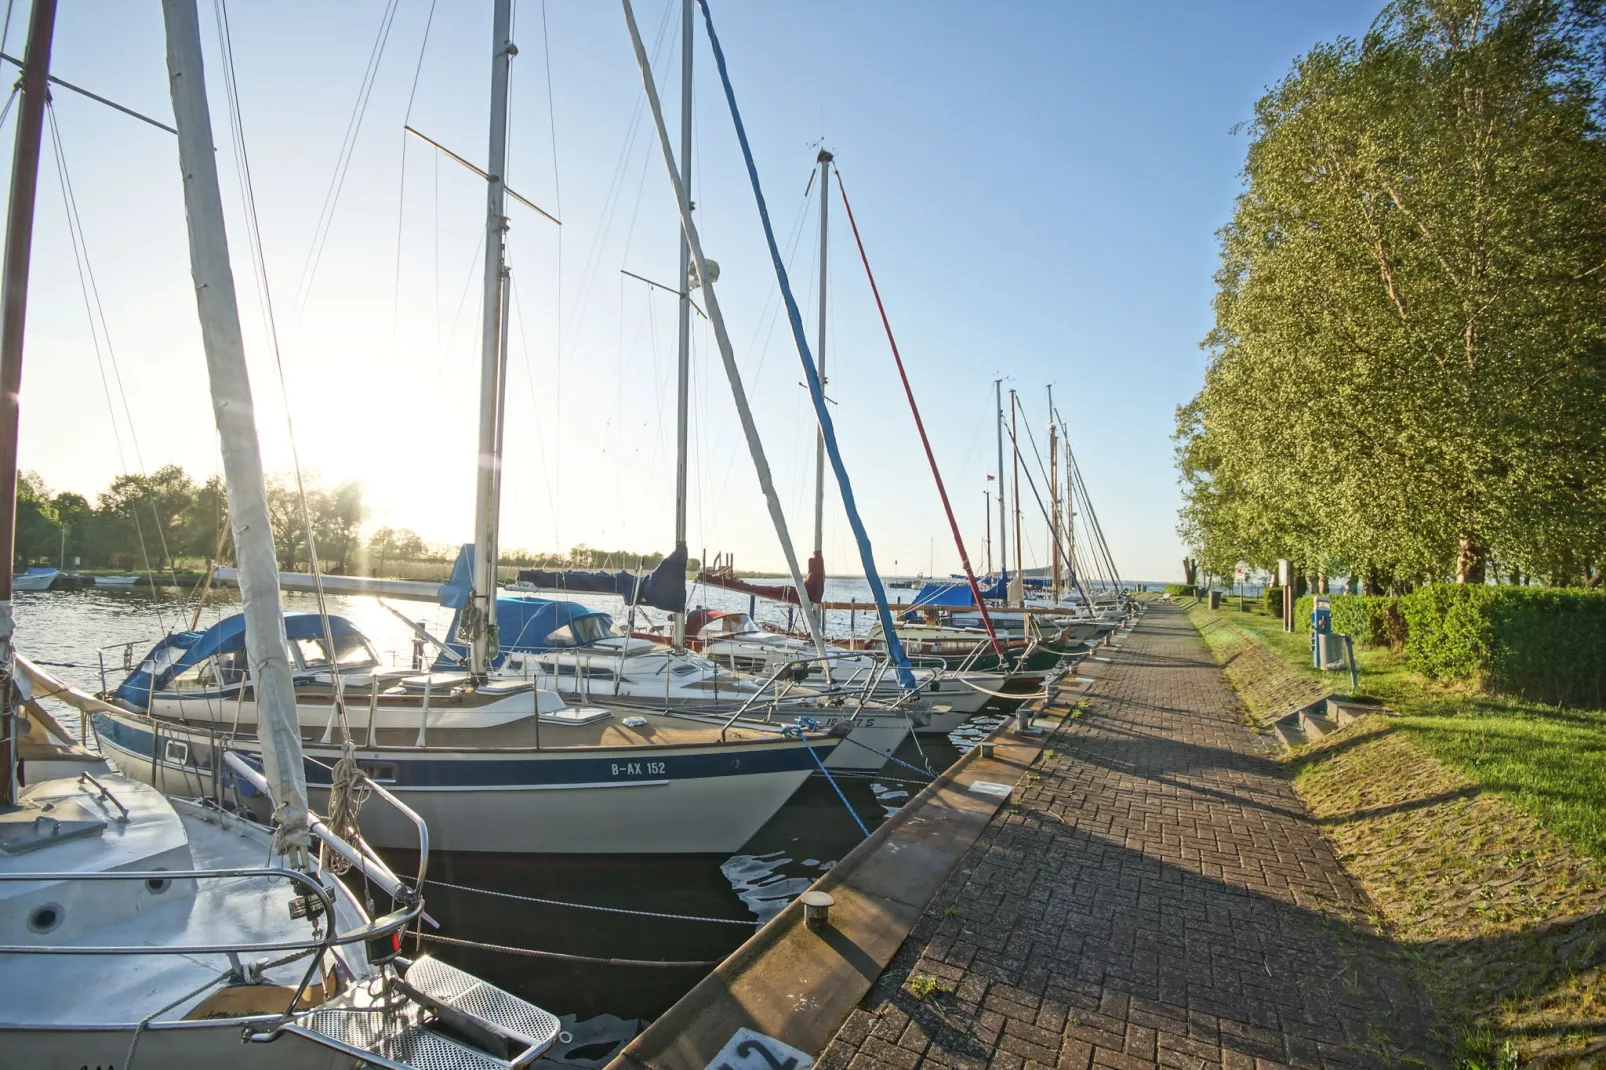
1271;718;1307;752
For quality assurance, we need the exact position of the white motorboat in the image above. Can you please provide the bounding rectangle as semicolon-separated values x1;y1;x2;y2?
94;574;140;587
12;566;56;591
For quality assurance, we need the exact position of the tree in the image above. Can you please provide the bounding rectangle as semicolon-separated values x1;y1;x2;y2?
95;465;197;569
1178;0;1606;587
51;492;93;567
14;472;58;565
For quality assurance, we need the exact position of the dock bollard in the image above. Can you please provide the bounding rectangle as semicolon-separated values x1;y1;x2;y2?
801;890;835;931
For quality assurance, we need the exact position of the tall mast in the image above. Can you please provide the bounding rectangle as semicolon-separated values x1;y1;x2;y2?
1063;419;1075;594
1048;384;1059;602
994;378;1006;582
670;0;692;649
468;0;515;678
1010;388;1022;602
163;0;309;847
810;149;830;559
622;0;827;653
0;0;55;808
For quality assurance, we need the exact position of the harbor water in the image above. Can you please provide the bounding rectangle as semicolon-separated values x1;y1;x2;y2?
13;579;1010;1066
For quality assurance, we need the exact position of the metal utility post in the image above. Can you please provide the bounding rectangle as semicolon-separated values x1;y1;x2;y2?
1048;385;1059;602
670;0;692;649
0;0;56;808
468;0;515;679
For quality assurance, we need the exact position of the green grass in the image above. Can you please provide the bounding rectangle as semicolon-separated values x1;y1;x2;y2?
1189;601;1606;861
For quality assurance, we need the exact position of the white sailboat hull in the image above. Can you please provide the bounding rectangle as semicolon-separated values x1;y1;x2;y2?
94;710;823;855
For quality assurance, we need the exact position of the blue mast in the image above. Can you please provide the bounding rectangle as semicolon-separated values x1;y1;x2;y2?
694;0;915;689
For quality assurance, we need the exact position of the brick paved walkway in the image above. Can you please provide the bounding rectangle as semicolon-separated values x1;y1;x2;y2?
817;604;1441;1069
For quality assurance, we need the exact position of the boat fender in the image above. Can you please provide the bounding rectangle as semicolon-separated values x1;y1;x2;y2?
827;720;853;738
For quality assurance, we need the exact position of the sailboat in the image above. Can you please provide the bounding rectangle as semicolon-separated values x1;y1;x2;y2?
95;0;837;854
3;3;561;1065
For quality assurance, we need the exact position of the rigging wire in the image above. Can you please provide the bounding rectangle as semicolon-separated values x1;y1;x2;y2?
390;0;441;346
44;103;175;629
282;0;404;350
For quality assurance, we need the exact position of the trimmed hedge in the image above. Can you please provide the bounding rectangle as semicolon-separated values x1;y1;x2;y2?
1402;585;1606;705
1164;584;1196;598
1291;594;1401;648
1263;586;1283;615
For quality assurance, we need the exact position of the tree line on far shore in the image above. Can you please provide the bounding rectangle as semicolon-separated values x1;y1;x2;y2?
1176;0;1606;593
14;465;694;576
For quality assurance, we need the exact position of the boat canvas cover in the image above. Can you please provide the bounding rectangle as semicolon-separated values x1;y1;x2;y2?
437;593;615;667
114;612;364;708
909;571;1010;609
515;544;687;613
698;550;825;607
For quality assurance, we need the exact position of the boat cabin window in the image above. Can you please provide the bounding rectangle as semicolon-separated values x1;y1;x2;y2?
700;613;757;638
292;632;380;671
168;657;226;692
541;614;612;648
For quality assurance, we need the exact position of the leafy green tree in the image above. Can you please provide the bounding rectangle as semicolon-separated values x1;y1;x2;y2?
14;472;58;565
1178;0;1606;587
51;492;93;567
95;465;196;570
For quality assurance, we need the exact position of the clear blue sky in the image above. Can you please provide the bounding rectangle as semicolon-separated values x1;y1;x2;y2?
10;1;1379;581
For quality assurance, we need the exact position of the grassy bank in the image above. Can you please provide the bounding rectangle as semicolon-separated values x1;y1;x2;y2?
1186;598;1606;862
1181;598;1606;1066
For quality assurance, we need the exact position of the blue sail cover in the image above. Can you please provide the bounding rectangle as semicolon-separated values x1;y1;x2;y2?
435;593;614;669
516;544;687;613
909;571;1010;610
114;613;365;708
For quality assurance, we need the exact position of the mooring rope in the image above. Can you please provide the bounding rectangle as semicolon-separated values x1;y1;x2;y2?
416;931;720;969
837;735;935;780
423;878;759;927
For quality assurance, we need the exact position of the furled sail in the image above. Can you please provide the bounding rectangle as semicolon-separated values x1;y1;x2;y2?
515;545;687;613
698;550;824;607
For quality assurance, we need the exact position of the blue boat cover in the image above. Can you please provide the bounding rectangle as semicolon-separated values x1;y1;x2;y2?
114;613;365;709
435;592;615;668
516;544;687;613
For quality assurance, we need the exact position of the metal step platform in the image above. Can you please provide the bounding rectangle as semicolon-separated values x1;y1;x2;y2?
287;956;560;1070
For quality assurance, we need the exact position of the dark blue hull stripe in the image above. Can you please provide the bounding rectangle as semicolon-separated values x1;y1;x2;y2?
92;712;831;790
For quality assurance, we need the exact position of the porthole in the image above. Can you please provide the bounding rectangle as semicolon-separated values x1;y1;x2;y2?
28;903;63;933
146;877;171;894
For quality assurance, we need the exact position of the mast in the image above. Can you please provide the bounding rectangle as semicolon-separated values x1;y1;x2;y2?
670;0;692;649
994;378;1006;583
0;0;55;808
1063;420;1075;595
468;0;515;678
1048;385;1059;602
622;0;827;653
983;489;991;574
1009;388;1023;604
162;0;309;847
810;149;830;560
